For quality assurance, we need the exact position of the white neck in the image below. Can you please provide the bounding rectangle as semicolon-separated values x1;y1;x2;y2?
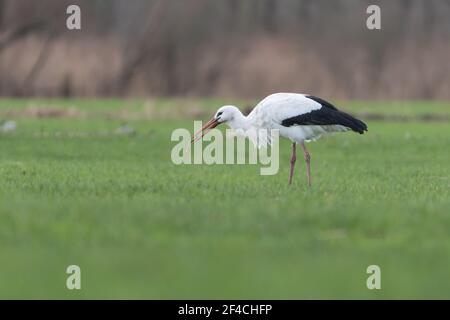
226;109;252;130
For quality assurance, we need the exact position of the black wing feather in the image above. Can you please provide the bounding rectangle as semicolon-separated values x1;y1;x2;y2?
281;95;368;134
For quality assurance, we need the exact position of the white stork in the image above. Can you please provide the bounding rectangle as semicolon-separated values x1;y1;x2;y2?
192;93;368;186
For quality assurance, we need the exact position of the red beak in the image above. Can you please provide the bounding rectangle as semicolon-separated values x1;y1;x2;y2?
191;118;220;143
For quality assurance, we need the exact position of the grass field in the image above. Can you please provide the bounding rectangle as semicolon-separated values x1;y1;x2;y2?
0;98;449;299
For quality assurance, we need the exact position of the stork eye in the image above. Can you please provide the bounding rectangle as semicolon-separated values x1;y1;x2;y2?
217;111;223;117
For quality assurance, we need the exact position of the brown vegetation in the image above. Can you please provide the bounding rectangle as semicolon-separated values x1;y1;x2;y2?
1;0;450;100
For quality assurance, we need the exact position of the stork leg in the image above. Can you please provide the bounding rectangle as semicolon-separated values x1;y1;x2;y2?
300;142;311;187
288;142;297;185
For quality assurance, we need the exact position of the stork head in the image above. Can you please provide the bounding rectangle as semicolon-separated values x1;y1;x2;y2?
214;105;240;124
191;105;240;143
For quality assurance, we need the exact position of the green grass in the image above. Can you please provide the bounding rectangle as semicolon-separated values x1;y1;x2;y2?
1;97;450;119
0;99;449;299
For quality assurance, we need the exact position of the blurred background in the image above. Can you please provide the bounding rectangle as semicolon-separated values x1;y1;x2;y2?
1;0;450;100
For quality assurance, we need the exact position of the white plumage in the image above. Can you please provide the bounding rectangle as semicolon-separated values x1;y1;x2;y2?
246;93;350;142
192;92;368;186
